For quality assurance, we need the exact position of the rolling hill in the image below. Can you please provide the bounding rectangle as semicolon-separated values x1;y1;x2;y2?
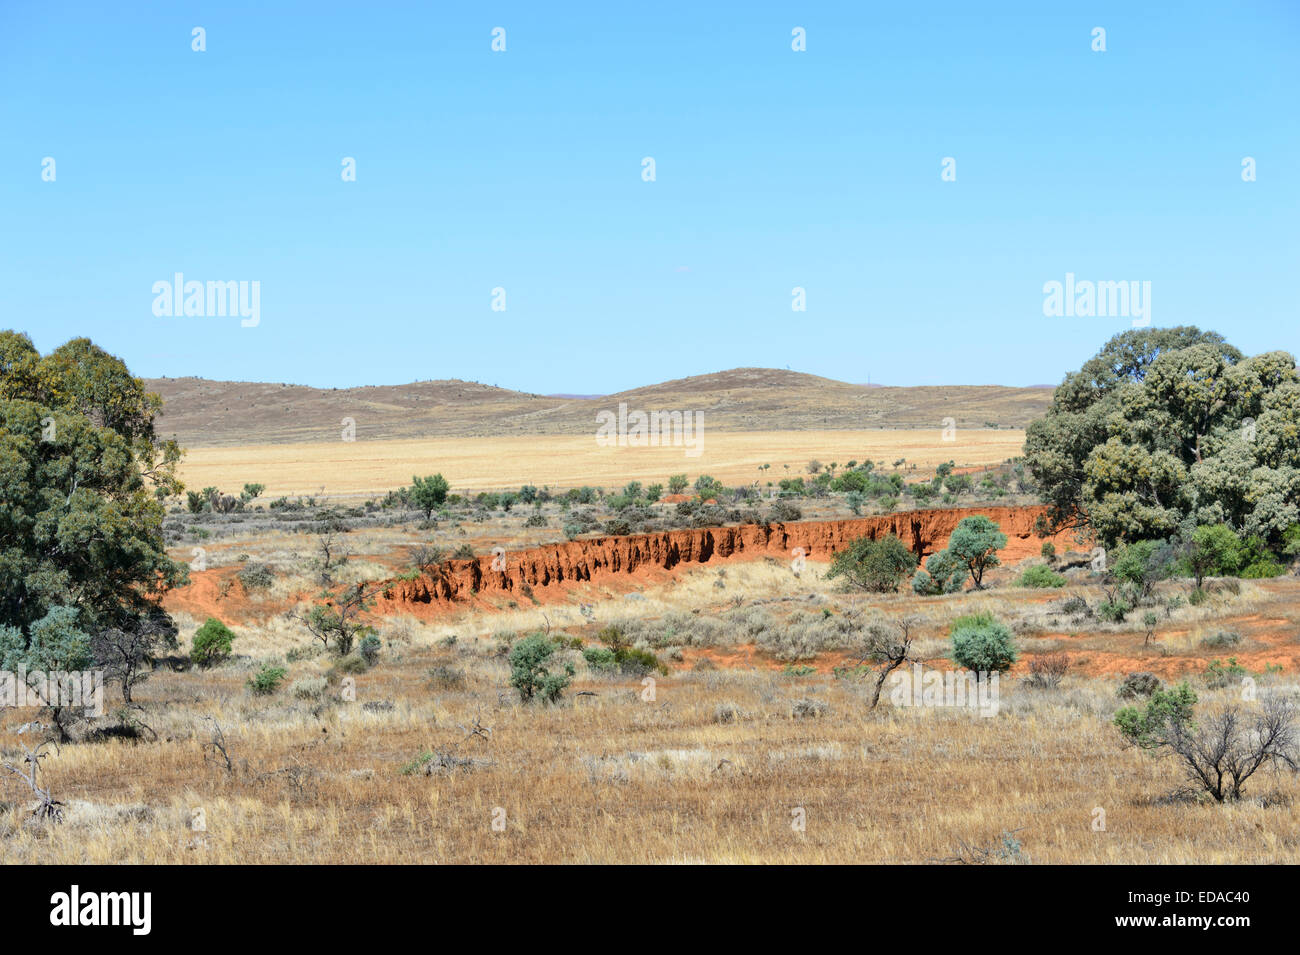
146;368;1054;448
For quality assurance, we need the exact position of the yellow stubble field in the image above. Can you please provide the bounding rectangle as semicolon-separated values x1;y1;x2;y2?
177;428;1026;497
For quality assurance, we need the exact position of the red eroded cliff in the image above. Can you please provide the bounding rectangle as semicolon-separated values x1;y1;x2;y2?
379;505;1074;610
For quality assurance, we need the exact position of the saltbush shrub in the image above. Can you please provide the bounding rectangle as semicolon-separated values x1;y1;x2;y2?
949;613;1017;672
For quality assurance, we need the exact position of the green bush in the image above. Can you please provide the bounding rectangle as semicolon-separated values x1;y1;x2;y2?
1204;657;1247;689
409;473;450;518
911;549;967;595
191;617;236;667
826;534;917;593
508;633;574;703
1097;599;1131;623
949;613;1017;672
582;646;617;671
945;516;1007;590
248;665;287;694
1114;682;1197;749
1018;564;1066;588
616;646;666;677
359;633;381;665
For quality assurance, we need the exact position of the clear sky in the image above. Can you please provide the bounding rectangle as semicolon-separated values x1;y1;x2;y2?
2;1;1296;393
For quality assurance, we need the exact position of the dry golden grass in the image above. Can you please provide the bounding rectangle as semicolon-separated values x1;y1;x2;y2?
175;429;1026;498
4;545;1299;865
4;655;1296;864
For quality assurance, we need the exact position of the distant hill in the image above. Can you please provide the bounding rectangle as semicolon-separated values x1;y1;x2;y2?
145;367;1055;448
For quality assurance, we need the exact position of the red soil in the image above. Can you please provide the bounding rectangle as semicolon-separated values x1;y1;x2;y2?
377;505;1073;616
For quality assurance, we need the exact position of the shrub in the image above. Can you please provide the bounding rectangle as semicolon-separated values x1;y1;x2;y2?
768;500;802;523
713;702;746;724
582;646;617;671
1200;629;1241;649
826;534;917;593
248;665;287;695
237;562;275;592
191;618;236;667
1117;672;1161;699
290;676;328;699
359;633;381;665
1115;684;1299;802
333;651;369;674
1040;541;1056;561
508;633;574;703
949;613;1017;672
1204;657;1247;689
428;665;466;690
616;646;665;677
1097;599;1131;623
1023;652;1069;689
911;549;967;595
790;697;829;719
524;513;547;527
1060;595;1090;616
1018;564;1066;588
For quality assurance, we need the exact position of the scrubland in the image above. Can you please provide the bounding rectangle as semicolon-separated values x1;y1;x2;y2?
5;516;1298;864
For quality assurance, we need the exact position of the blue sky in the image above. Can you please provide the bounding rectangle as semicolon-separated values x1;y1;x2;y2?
2;1;1296;393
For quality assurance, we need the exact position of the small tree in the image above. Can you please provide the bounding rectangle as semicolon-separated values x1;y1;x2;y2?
946;516;1007;589
410;473;450;519
508;633;574;704
90;607;179;703
1142;611;1159;647
950;613;1017;672
410;543;446;576
667;474;689;495
856;617;918;708
0;606;94;742
912;549;967;595
1115;686;1299;802
826;534;918;593
313;507;350;585
1184;524;1242;587
191;617;236;667
296;582;382;656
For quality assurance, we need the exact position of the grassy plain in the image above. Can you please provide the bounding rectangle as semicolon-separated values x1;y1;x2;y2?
176;428;1026;497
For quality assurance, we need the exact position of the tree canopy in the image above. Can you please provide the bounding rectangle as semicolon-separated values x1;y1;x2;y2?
0;331;186;634
1025;327;1300;547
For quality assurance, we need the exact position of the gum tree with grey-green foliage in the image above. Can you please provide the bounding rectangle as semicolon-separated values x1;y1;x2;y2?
0;605;94;741
912;548;968;595
944;516;1007;590
0;332;187;639
1025;327;1300;548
